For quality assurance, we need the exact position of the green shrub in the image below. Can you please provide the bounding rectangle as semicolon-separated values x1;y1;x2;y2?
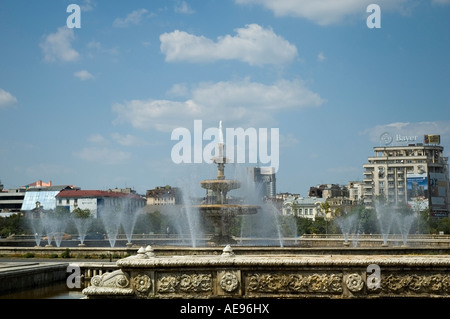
60;248;71;259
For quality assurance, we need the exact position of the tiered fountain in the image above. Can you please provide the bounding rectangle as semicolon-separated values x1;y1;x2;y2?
81;121;450;300
194;121;259;245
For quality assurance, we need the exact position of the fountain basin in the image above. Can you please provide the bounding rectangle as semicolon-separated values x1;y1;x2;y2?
193;204;260;216
200;180;241;192
193;204;260;245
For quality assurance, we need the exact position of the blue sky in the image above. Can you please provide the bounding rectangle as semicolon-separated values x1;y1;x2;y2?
0;0;449;198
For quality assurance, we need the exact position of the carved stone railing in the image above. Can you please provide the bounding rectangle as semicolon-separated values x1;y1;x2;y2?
82;245;450;299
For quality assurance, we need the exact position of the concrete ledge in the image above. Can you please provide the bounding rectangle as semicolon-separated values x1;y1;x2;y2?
0;262;69;295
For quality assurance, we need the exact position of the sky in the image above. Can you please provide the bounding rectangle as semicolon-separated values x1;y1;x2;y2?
0;0;449;198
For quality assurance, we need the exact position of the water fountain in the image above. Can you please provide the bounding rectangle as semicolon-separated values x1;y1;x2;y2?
42;214;69;247
336;213;361;247
120;207;143;247
100;208;121;248
62;117;450;299
192;121;260;245
374;201;417;247
28;218;44;247
72;208;93;247
375;201;396;246
98;202;143;248
395;213;417;246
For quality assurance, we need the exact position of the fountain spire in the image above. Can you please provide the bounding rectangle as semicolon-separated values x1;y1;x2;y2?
219;120;224;145
214;120;227;180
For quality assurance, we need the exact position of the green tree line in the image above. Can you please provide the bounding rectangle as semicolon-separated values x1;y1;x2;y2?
1;205;450;238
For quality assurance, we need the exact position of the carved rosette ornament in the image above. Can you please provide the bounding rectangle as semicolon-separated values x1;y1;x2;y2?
346;273;364;292
132;274;151;295
220;272;239;292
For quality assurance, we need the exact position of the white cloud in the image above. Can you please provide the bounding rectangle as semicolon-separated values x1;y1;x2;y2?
87;134;109;144
432;0;450;4
0;89;18;109
160;24;298;65
40;26;80;62
76;147;131;165
174;1;195;14
111;133;148;146
74;70;94;80
235;0;410;26
317;52;326;62
112;99;202;132
113;9;149;27
279;133;300;148
112;78;325;132
81;0;95;11
166;83;189;98
362;121;450;147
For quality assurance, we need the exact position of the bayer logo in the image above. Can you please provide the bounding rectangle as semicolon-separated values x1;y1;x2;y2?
380;132;393;145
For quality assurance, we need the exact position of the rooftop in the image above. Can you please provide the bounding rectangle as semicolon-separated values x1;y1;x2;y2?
56;189;144;200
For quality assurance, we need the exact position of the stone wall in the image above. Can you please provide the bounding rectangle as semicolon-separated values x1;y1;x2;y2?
82;246;450;299
0;262;68;294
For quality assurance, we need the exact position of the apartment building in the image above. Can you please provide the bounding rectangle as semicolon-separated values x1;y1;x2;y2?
362;135;449;218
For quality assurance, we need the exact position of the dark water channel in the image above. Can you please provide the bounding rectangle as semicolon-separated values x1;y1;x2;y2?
0;282;84;299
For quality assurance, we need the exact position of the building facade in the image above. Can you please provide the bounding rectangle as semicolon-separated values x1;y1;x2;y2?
21;185;79;212
0;184;26;214
363;143;449;218
55;189;146;219
282;196;327;220
247;167;277;199
145;186;182;205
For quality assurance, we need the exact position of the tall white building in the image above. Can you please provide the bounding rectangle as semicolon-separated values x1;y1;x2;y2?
247;167;276;199
362;135;449;218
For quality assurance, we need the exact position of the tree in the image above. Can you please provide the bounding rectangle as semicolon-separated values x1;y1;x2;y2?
72;207;91;219
319;200;331;234
51;206;71;219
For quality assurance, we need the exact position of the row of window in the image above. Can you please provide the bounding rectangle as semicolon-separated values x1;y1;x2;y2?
285;207;315;215
379;181;405;188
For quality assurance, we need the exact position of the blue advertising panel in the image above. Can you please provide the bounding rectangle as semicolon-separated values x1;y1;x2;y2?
406;173;428;200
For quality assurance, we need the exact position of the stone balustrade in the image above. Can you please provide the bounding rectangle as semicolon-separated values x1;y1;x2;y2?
82;245;450;299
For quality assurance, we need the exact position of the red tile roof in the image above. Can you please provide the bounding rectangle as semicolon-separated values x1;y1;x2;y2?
56;189;144;200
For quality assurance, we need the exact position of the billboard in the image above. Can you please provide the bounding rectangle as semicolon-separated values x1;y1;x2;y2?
424;134;440;144
429;172;447;210
406;173;428;201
